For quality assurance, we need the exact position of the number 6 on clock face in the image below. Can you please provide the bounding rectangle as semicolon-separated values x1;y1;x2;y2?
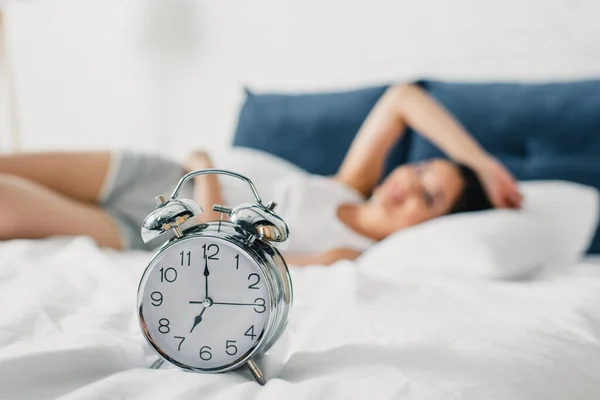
138;236;272;371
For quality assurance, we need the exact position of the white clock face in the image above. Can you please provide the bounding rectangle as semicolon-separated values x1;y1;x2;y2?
139;236;271;370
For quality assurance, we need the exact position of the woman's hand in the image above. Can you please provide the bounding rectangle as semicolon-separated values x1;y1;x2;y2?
472;156;522;209
183;150;213;173
184;150;226;222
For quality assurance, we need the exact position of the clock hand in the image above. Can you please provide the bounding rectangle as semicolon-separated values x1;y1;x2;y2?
212;301;258;306
190;307;207;333
203;254;210;298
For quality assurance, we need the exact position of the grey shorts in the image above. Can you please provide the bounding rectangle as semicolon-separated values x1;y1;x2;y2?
99;151;193;251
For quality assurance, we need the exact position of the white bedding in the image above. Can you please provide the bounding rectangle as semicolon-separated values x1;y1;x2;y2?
1;237;600;400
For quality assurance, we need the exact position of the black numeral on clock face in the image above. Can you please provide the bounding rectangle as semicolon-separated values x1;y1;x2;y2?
159;267;177;283
174;336;185;351
254;298;266;313
248;273;260;290
199;346;212;360
244;325;257;340
225;340;238;356
180;251;191;266
202;244;219;260
158;318;170;334
235;254;239;269
150;291;163;306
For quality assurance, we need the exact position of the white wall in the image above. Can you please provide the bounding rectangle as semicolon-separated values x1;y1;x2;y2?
0;10;12;151
1;0;599;159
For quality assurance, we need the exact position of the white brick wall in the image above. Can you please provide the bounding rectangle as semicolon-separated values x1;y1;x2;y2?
1;0;599;157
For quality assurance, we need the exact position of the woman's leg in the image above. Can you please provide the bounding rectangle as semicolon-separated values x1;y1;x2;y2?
0;173;122;249
0;151;111;203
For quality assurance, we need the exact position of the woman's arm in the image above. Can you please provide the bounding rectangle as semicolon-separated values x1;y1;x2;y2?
286;248;361;267
183;151;225;223
336;84;488;197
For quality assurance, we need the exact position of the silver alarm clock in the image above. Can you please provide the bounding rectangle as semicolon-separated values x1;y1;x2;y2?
137;169;293;385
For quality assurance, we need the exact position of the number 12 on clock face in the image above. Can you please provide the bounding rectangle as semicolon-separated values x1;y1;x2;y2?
180;241;219;266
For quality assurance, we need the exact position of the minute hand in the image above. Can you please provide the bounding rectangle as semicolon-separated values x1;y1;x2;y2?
212;301;258;306
203;255;210;298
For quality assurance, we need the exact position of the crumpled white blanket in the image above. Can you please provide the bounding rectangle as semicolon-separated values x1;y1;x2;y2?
1;237;600;400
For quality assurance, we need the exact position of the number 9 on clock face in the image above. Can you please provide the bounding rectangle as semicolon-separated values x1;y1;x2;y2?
138;236;272;371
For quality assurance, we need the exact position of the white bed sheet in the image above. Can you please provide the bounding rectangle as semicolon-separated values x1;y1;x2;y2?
1;237;600;400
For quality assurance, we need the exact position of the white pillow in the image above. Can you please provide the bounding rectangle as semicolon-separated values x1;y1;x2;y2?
211;147;306;204
357;181;599;280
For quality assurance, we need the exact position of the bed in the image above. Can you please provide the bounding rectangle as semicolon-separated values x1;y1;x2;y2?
1;237;600;400
1;80;600;399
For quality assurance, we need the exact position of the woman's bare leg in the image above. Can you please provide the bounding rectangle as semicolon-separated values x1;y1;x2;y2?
0;173;122;249
0;151;111;203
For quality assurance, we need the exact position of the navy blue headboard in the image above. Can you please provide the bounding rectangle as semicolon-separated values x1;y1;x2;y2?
233;79;600;253
233;85;403;177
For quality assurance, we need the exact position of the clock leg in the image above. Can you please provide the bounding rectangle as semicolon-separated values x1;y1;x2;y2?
150;358;165;369
246;359;266;385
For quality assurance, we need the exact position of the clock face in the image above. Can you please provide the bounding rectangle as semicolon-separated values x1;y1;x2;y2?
139;236;271;370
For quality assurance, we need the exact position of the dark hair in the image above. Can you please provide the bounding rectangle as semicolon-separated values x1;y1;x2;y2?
449;163;493;214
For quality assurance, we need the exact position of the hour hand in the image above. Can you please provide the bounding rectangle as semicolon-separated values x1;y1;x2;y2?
190;307;206;333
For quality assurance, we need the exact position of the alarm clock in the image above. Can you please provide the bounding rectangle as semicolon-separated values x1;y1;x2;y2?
137;169;293;385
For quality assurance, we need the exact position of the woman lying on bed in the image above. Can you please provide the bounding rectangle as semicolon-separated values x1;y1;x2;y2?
0;84;521;265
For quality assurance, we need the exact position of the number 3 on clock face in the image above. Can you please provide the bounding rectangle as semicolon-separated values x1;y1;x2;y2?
139;236;272;371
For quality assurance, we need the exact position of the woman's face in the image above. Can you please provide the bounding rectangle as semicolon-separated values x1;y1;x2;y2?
370;159;464;236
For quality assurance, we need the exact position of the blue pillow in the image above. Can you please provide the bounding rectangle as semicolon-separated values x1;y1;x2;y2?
232;85;408;177
406;79;600;253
